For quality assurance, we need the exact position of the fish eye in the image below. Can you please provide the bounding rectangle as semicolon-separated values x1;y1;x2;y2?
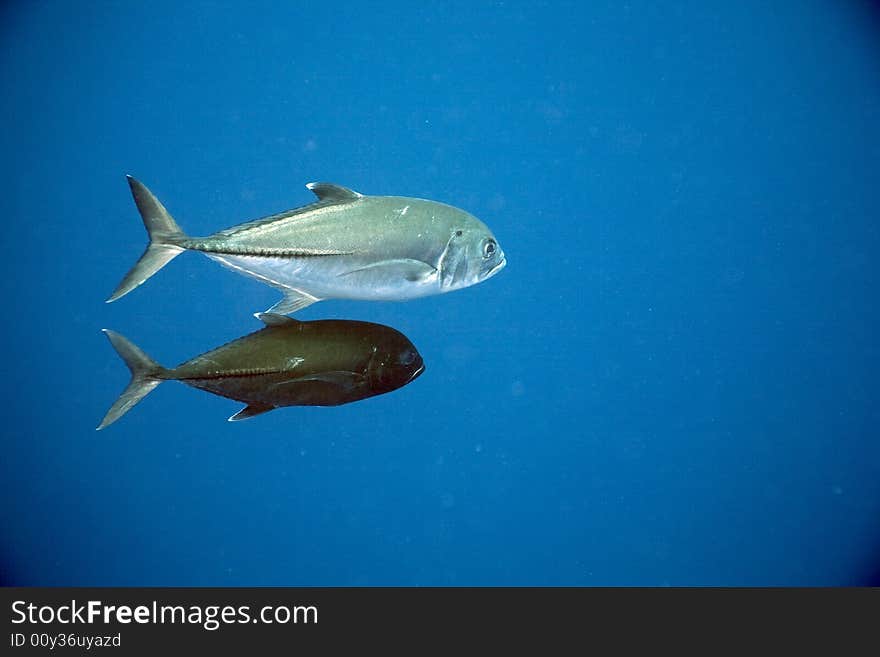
482;239;497;259
455;229;463;237
400;349;416;365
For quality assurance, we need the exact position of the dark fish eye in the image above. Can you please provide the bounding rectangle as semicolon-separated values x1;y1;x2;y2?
455;229;463;237
483;239;497;259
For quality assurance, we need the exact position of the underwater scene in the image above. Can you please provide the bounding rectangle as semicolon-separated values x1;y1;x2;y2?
2;1;879;585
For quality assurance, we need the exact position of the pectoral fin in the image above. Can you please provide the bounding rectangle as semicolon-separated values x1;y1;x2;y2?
271;371;366;405
337;259;437;283
228;402;275;422
274;371;364;391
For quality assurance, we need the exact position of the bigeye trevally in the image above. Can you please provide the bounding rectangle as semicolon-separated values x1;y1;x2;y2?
108;176;507;314
97;313;425;429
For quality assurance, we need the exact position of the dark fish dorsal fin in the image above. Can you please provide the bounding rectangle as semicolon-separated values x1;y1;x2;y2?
305;182;362;203
256;312;300;327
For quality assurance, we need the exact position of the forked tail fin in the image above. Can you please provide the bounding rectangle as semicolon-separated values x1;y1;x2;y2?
106;176;188;303
97;329;169;430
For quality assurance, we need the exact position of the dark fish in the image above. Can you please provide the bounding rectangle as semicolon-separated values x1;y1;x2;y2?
97;313;424;429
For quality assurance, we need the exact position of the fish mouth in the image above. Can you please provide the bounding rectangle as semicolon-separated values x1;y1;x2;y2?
408;362;425;382
485;254;507;279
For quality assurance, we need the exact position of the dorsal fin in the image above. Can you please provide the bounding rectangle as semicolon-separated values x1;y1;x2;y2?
256;312;300;327
305;182;362;203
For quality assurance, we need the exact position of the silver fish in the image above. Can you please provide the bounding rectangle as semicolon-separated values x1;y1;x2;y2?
108;176;507;314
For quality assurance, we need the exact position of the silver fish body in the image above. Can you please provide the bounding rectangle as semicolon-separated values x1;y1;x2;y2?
108;177;506;314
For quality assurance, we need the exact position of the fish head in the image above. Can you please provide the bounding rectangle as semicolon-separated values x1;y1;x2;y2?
367;335;425;393
438;216;506;292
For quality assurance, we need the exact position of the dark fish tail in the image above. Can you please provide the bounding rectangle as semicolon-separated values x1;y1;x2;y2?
106;176;188;303
97;329;170;430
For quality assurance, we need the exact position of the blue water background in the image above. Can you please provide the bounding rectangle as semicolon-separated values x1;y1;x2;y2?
1;1;879;585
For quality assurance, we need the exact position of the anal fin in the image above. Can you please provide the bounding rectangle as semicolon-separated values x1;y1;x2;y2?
266;288;320;315
228;402;275;422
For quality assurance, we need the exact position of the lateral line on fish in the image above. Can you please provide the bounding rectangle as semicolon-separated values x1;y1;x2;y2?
178;367;297;381
185;242;353;257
